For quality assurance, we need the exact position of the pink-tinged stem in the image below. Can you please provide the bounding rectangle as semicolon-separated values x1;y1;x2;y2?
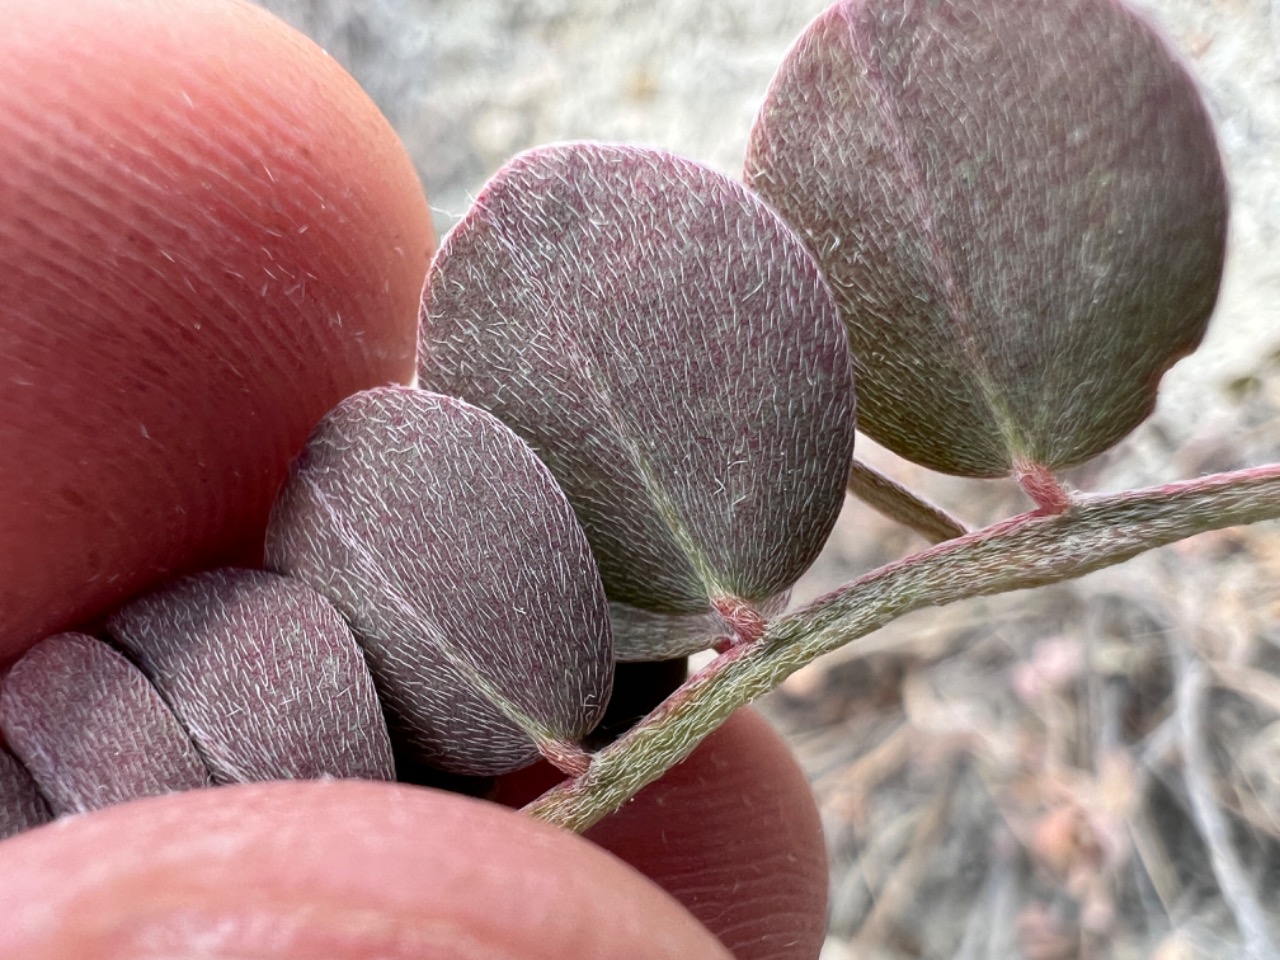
711;595;768;647
1014;460;1073;514
526;463;1280;833
536;737;593;777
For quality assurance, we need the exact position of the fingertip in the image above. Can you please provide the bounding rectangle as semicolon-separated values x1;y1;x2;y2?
494;708;830;960
0;780;732;960
585;708;829;960
0;0;434;659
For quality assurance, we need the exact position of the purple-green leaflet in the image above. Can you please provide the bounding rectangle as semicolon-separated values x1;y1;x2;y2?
745;0;1227;477
419;142;857;659
265;387;613;777
0;747;51;840
109;568;395;785
0;632;210;815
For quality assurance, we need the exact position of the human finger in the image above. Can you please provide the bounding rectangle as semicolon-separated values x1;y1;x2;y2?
0;778;734;960
496;707;829;959
0;0;433;660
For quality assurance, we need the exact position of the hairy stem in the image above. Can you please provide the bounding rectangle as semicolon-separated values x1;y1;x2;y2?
847;457;968;543
527;463;1280;832
1014;460;1073;514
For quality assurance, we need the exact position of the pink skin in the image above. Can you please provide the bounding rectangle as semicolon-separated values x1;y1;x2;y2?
0;0;433;660
0;1;829;955
0;710;826;960
0;780;730;960
498;708;830;960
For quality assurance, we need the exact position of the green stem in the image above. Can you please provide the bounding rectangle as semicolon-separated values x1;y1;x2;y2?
526;463;1280;832
847;457;968;542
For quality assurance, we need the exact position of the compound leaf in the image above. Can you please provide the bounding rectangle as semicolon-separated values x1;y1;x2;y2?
419;142;856;657
0;632;210;815
0;746;51;840
265;386;613;776
745;0;1227;477
109;568;395;784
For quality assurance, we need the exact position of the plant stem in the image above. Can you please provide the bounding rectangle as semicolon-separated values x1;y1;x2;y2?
1171;636;1279;958
535;737;592;776
847;457;968;543
526;463;1280;832
1014;460;1073;513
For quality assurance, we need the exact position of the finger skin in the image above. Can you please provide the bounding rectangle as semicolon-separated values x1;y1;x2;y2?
588;709;829;960
496;708;830;959
0;780;732;960
0;0;434;660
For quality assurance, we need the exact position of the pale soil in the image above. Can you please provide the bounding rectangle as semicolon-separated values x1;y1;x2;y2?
258;1;1280;955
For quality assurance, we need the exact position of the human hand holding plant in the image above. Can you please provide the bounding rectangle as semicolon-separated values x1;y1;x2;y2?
0;1;826;957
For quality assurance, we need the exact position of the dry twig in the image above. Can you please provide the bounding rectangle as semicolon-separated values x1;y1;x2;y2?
1172;636;1279;958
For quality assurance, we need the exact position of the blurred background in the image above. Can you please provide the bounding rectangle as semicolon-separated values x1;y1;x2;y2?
252;1;1280;956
